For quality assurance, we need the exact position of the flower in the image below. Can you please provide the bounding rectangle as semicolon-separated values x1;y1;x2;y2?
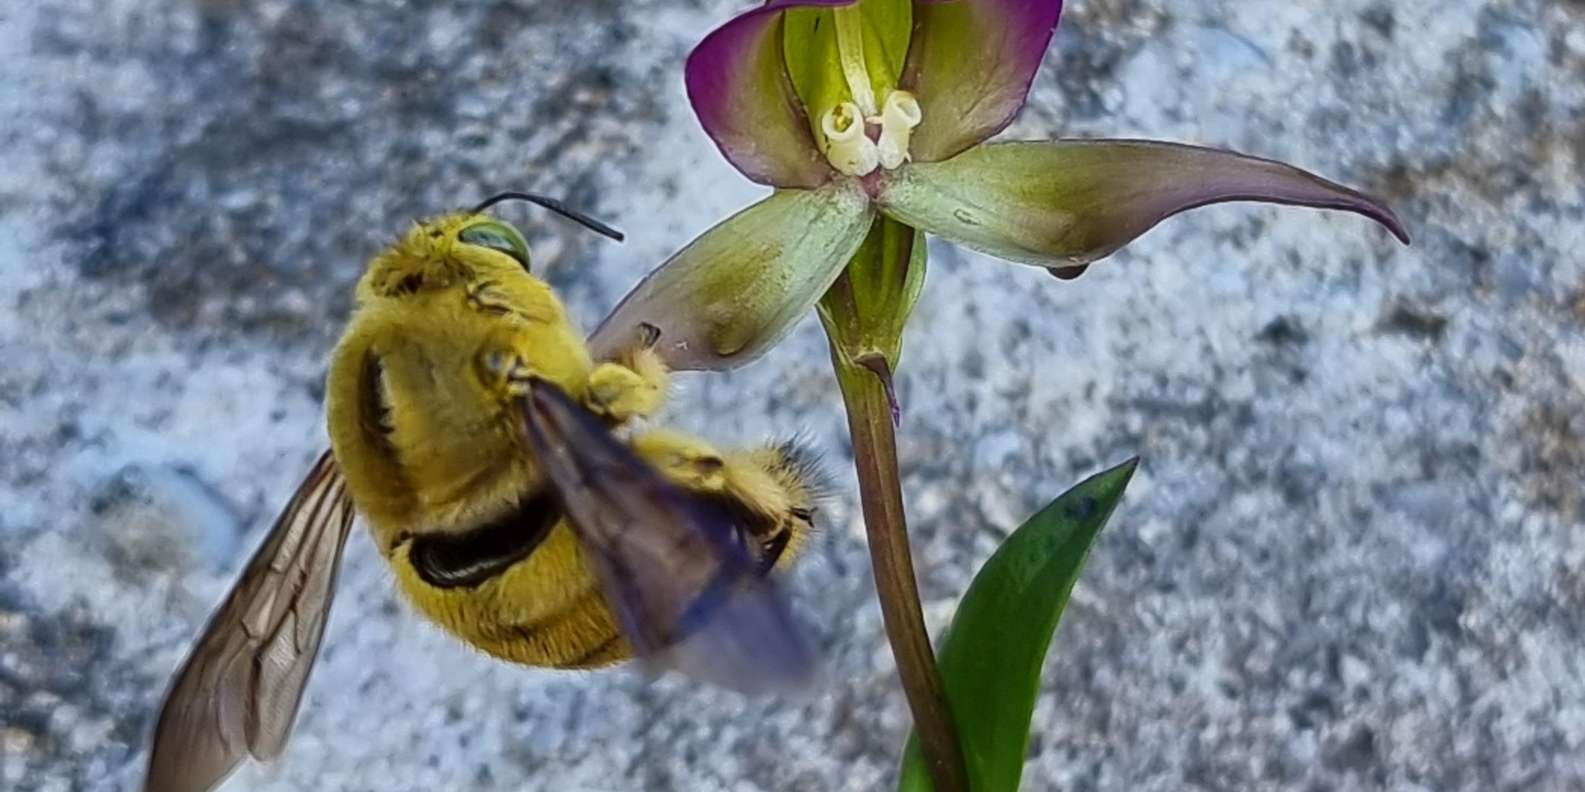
591;0;1408;369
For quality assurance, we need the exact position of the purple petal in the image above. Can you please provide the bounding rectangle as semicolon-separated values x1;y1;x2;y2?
901;0;1063;162
876;140;1409;266
686;0;851;188
590;185;875;370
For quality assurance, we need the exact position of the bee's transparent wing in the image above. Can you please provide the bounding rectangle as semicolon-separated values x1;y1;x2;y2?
145;451;356;792
520;381;817;695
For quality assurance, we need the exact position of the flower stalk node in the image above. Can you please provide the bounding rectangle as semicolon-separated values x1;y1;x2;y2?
855;351;902;426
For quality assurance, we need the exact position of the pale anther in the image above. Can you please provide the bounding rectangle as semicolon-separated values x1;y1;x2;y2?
875;91;922;170
821;101;880;177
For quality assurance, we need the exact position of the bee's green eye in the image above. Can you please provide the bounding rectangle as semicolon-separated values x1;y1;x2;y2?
459;221;532;271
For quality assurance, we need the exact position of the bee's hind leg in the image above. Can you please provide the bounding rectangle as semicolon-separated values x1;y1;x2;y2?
630;431;822;574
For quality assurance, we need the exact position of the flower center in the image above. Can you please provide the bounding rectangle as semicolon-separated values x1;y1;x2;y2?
819;5;921;178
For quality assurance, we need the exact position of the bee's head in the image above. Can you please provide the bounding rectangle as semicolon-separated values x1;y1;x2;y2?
360;192;623;300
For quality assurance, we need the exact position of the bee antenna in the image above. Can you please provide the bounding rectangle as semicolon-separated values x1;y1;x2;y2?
470;191;625;242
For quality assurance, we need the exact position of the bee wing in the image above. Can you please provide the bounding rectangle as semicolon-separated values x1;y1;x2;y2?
145;451;356;792
520;381;817;695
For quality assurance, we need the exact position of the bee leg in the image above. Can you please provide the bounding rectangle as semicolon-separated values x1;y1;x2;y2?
630;431;817;574
630;431;732;492
637;321;662;349
584;334;669;423
630;433;795;529
464;280;512;315
478;347;539;400
466;280;560;326
464;280;533;319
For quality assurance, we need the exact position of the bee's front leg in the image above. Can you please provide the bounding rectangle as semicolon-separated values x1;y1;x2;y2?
584;323;668;423
475;326;577;414
477;347;538;402
464;280;553;323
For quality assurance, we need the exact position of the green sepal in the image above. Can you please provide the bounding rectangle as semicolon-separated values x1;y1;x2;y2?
877;140;1408;269
784;0;912;150
590;184;874;370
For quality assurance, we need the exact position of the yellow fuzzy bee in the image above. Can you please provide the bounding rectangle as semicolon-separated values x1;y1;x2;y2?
144;193;826;792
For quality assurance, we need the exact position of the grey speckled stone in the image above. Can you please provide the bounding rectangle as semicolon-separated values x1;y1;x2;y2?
2;1;1582;790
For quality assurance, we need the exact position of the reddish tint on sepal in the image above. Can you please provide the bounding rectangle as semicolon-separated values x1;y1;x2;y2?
902;0;1063;162
685;0;849;188
877;139;1409;268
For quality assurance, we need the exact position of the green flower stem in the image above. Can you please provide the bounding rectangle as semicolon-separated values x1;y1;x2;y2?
820;216;966;792
833;358;968;792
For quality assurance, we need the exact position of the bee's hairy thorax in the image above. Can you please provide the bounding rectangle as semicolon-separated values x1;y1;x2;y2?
325;217;595;547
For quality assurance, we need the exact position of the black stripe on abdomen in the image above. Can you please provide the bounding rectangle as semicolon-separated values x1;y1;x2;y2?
408;490;561;589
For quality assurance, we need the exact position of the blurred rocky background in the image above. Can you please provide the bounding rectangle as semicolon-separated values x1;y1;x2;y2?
2;0;1582;789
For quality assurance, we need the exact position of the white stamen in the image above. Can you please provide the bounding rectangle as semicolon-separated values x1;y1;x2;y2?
822;102;880;177
875;91;922;170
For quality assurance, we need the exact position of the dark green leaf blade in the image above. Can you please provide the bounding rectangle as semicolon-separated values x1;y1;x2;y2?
897;457;1138;792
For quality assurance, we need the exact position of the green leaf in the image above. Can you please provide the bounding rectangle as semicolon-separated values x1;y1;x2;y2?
897;457;1139;792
